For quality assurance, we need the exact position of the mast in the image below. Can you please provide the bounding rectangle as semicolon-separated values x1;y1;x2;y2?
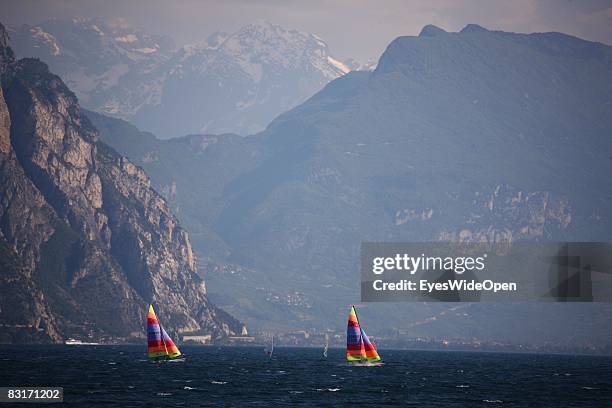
353;305;360;326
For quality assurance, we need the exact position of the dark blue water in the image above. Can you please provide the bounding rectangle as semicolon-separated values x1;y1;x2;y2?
1;346;611;407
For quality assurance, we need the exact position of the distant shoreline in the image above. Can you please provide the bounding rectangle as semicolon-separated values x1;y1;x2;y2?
1;343;610;358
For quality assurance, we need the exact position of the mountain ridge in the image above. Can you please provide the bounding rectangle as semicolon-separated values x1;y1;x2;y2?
92;24;612;347
11;18;359;138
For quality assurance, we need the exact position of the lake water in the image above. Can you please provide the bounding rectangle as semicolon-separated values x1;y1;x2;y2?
1;346;611;406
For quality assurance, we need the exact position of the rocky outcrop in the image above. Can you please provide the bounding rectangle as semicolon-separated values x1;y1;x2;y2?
0;22;243;343
437;184;572;243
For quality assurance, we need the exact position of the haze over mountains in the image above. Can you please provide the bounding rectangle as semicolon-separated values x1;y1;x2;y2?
0;22;242;343
10;18;357;138
2;14;612;349
89;24;612;347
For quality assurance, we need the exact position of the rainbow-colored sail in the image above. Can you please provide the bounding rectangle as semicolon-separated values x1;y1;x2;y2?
147;305;182;360
346;306;381;363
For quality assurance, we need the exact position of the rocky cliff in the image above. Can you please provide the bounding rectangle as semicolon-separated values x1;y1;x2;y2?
0;22;243;343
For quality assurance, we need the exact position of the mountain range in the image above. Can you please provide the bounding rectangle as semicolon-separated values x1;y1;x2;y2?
10;18;356;138
0;22;242;343
89;24;612;348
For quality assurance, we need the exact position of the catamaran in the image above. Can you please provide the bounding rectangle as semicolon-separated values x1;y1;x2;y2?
147;304;183;361
346;305;382;365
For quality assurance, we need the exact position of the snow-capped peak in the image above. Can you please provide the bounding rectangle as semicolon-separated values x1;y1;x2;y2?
217;21;350;79
327;56;351;74
12;18;361;137
27;26;61;56
114;33;138;44
175;21;351;83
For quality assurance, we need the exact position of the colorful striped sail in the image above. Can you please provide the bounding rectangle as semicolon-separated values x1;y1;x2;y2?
360;327;381;362
161;326;182;359
346;305;381;363
147;305;182;360
346;306;366;361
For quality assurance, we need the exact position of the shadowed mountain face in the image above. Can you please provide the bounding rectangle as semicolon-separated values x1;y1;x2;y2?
10;19;353;138
0;22;243;343
92;24;612;347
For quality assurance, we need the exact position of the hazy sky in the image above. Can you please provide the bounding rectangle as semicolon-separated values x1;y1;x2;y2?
2;0;612;61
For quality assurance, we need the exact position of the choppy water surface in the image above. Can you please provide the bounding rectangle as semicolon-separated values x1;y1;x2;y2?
1;346;611;406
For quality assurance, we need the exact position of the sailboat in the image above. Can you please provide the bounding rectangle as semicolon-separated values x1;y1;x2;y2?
323;333;329;358
346;305;382;365
147;305;183;361
265;335;274;358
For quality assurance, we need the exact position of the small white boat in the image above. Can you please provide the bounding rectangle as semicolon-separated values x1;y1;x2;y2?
64;338;99;345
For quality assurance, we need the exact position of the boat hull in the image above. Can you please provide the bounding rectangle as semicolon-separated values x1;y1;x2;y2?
150;356;186;363
348;361;384;367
